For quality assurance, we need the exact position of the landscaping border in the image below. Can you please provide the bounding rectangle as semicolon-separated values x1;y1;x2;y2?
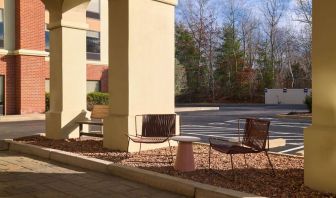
275;114;311;120
1;139;261;198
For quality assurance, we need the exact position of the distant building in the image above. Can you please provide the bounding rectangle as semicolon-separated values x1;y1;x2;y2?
0;0;108;115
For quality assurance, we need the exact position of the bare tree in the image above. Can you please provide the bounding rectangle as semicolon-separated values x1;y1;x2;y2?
175;0;312;102
262;0;285;86
294;0;312;27
237;6;260;99
223;0;245;72
239;10;259;68
293;0;312;84
178;0;219;101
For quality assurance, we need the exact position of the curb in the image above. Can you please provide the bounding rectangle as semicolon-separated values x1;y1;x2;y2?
275;114;311;120
296;150;304;156
2;140;262;198
175;107;219;112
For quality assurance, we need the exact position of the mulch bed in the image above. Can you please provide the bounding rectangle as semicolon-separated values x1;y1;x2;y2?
15;136;335;198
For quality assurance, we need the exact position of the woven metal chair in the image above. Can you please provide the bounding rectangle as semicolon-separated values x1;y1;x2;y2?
127;114;176;160
209;118;275;176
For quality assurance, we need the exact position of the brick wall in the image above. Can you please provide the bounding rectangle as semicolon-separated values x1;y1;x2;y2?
15;0;46;114
87;64;108;92
16;56;45;114
0;0;109;115
15;0;45;50
0;55;17;115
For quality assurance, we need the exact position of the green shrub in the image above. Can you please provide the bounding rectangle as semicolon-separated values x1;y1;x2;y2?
87;92;109;111
45;92;50;112
305;93;312;113
45;92;109;112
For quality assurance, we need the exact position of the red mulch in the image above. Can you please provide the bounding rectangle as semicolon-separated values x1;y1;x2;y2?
15;136;335;198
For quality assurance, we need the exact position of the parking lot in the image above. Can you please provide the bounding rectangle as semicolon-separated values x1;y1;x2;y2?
178;104;310;155
0;105;310;155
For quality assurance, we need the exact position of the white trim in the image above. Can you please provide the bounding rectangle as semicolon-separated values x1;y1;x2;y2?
0;49;10;55
13;49;49;57
280;146;304;153
87;60;108;66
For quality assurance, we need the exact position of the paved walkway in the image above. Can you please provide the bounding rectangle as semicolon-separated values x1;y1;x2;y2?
0;151;185;198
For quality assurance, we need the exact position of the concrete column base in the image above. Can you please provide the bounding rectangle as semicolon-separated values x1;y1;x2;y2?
103;115;131;151
46;110;87;139
304;125;336;194
103;115;180;152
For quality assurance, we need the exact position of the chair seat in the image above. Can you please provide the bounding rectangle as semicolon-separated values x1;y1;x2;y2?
208;118;275;176
128;136;169;143
77;120;103;126
211;143;260;154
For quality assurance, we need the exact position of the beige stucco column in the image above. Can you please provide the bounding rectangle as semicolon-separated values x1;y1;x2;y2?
304;1;336;194
104;0;179;152
43;0;90;139
99;0;108;65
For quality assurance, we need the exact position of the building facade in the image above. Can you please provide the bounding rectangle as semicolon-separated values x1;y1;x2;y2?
0;0;108;115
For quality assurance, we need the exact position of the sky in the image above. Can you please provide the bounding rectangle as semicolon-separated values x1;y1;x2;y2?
176;0;303;30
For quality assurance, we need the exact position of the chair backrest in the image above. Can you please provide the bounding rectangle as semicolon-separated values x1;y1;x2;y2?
91;105;109;119
141;114;176;137
242;118;270;151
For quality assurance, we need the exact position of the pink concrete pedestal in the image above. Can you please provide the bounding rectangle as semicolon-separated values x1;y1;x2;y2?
171;136;201;172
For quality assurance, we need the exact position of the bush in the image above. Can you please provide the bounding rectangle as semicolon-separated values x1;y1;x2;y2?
45;93;50;112
45;92;109;112
305;93;312;113
87;92;109;111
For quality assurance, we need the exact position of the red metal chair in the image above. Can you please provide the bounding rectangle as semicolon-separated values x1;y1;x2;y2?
127;114;176;160
209;118;275;176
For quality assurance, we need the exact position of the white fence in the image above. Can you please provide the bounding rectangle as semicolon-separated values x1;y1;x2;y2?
265;88;312;104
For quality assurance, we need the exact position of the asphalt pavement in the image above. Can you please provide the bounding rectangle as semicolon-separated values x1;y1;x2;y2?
0;105;310;155
0;120;45;140
177;104;311;155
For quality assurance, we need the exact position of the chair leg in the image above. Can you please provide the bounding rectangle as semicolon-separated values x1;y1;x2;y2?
230;154;235;179
243;154;248;168
168;140;174;163
265;151;275;176
126;138;130;158
230;154;234;170
208;145;211;170
79;124;83;140
139;142;142;154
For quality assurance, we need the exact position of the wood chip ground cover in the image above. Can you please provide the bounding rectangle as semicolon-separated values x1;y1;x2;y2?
15;136;335;198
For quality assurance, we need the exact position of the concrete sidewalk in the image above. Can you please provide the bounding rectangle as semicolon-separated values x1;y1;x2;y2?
0;114;45;122
0;151;185;198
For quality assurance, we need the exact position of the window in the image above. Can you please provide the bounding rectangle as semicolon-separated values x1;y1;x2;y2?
0;75;4;115
45;25;50;52
0;9;4;48
46;80;101;94
87;80;101;93
86;0;100;19
87;31;101;60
